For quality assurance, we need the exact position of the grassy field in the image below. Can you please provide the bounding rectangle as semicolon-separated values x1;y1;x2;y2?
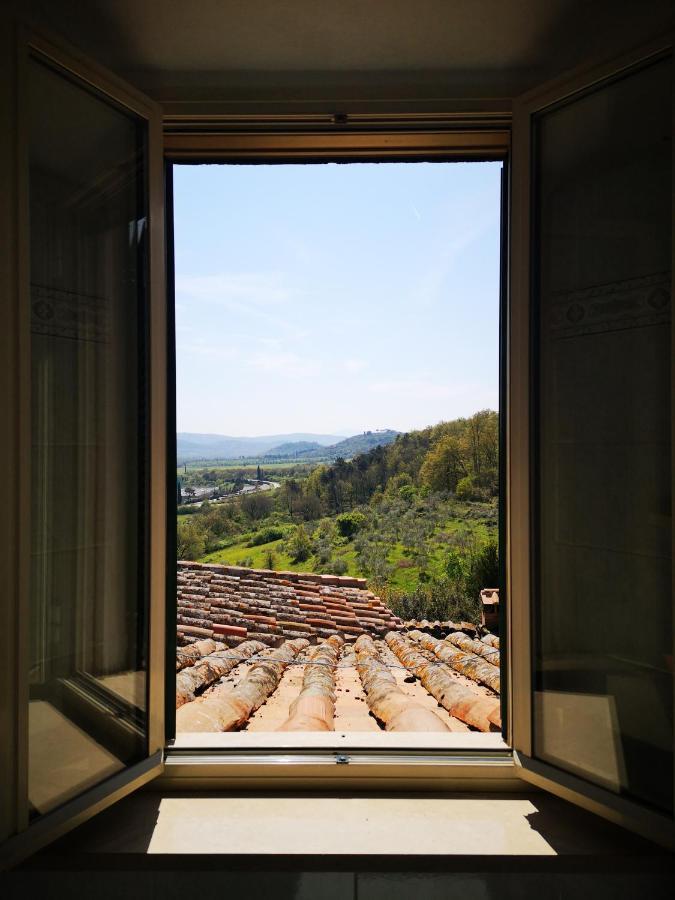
178;460;316;474
197;503;496;592
200;537;360;574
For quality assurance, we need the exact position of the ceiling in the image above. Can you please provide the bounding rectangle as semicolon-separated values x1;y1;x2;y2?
17;0;675;107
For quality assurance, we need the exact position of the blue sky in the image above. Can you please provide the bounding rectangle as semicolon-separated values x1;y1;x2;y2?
174;161;501;436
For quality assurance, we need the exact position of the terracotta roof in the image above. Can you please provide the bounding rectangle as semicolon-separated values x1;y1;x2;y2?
174;563;501;735
176;561;402;647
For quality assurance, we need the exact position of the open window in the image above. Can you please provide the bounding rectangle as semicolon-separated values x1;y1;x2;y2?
0;18;672;867
1;29;166;865
509;40;674;846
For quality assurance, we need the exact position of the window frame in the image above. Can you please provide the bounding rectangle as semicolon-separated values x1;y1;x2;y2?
508;35;675;849
2;18;672;866
162;121;515;782
160;44;675;853
0;24;167;867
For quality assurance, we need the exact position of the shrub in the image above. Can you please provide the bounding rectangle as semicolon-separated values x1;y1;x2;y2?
463;538;499;600
177;504;201;516
385;581;480;624
313;539;333;565
326;557;348;575
335;511;367;539
248;525;287;546
455;475;491;502
356;541;393;586
384;537;498;624
263;548;277;570
287;524;312;563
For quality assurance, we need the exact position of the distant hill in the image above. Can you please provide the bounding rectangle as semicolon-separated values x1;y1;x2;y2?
266;440;323;457
264;429;400;461
177;432;345;462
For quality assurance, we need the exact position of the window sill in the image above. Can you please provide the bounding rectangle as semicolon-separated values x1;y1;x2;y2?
34;788;666;859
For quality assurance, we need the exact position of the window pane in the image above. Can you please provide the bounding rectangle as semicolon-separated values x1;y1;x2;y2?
28;58;149;817
533;57;672;813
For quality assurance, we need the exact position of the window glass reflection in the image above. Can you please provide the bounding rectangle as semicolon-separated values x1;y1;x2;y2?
534;57;673;813
28;58;149;817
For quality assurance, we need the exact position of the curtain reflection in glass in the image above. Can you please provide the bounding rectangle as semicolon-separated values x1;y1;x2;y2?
28;58;148;817
534;57;672;813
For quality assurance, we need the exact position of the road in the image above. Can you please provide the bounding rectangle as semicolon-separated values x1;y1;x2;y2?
183;479;280;504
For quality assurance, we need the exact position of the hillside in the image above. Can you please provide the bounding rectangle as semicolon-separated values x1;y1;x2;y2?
177;411;499;621
177;431;344;462
265;429;400;462
265;440;322;457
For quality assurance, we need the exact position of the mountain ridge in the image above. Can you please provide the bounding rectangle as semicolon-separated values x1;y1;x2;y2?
263;429;400;461
177;431;345;462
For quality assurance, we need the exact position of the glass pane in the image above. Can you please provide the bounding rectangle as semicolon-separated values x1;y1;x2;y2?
28;58;149;817
533;56;673;813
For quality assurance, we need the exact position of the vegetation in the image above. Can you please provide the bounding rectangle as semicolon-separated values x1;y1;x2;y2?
177;410;499;623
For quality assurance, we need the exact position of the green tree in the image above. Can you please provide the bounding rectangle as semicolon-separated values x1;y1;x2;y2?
287;524;312;563
335;510;367;539
419;434;466;493
240;490;272;520
177;519;207;560
279;478;302;516
298;492;323;521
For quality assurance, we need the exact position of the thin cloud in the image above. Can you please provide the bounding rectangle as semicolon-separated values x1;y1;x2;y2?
414;193;499;309
176;272;290;306
368;376;461;400
247;350;320;378
176;271;310;337
177;337;239;361
344;358;367;373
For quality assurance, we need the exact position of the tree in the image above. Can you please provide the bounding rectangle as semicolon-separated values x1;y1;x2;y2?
287;524;312;563
298;492;323;521
335;510;366;539
456;474;485;501
357;540;392;586
177;519;207;560
419;435;467;493
463;409;498;492
240;490;272;521
279;478;302;516
256;465;262;481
